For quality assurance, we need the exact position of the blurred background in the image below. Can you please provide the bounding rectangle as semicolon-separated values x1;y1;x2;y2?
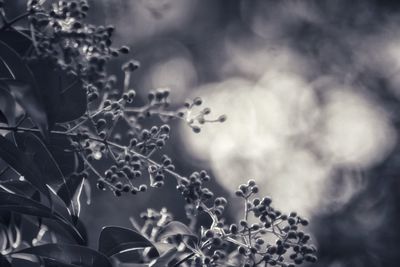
8;0;400;266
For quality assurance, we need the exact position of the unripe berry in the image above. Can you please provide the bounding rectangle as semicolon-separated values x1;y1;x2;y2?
251;185;259;194
193;97;202;106
230;224;238;234
205;229;214;238
238;246;247;255
240;220;247;227
247;179;256;186
119;46;130;54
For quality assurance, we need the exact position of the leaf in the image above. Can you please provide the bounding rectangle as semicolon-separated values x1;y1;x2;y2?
28;60;86;126
14;132;64;187
57;174;85;223
149;247;178;267
99;226;157;257
46;129;82;177
0;191;85;245
13;132;78;219
0;134;51;205
0;85;16;125
54;78;86;123
0;29;32;56
157;221;198;242
0;39;48;136
12;244;112;267
0;180;40;201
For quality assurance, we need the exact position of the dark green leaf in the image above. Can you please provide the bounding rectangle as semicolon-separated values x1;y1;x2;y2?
0;135;51;205
157;221;198;242
99;226;156;257
12;244;112;267
0;191;85;245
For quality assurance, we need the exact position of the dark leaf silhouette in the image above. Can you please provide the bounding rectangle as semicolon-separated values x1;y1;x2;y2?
0;191;85;245
54;78;86;123
12;244;112;267
0;135;51;205
0;40;48;136
57;174;85;224
0;85;16;125
0;254;11;267
46;130;83;177
99;226;157;257
0;28;32;56
149;247;178;267
0;180;40;201
28;60;86;126
14;132;80;219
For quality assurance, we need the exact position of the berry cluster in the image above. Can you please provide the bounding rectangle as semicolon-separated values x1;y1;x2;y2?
27;0;129;96
132;178;316;267
176;170;213;204
176;97;227;133
231;180;317;267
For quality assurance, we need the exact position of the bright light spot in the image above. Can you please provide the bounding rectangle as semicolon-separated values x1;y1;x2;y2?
93;151;102;160
182;73;397;217
319;89;396;168
143;56;197;103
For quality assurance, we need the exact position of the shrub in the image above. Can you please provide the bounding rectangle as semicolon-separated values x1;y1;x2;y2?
0;1;317;266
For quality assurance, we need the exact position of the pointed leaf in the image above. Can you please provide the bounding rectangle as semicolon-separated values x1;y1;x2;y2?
46;131;82;177
149;247;178;267
57;175;85;223
28;60;86;125
14;132;64;187
0;39;48;136
14;132;78;218
54;78;86;123
99;226;156;257
0;180;40;201
0;134;51;205
13;244;112;267
0;191;85;245
0;29;32;56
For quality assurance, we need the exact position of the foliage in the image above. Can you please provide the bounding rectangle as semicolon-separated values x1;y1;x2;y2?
0;1;317;266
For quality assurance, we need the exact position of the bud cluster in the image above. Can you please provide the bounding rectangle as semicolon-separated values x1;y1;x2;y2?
27;0;130;97
173;179;317;266
176;97;227;133
176;170;213;204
